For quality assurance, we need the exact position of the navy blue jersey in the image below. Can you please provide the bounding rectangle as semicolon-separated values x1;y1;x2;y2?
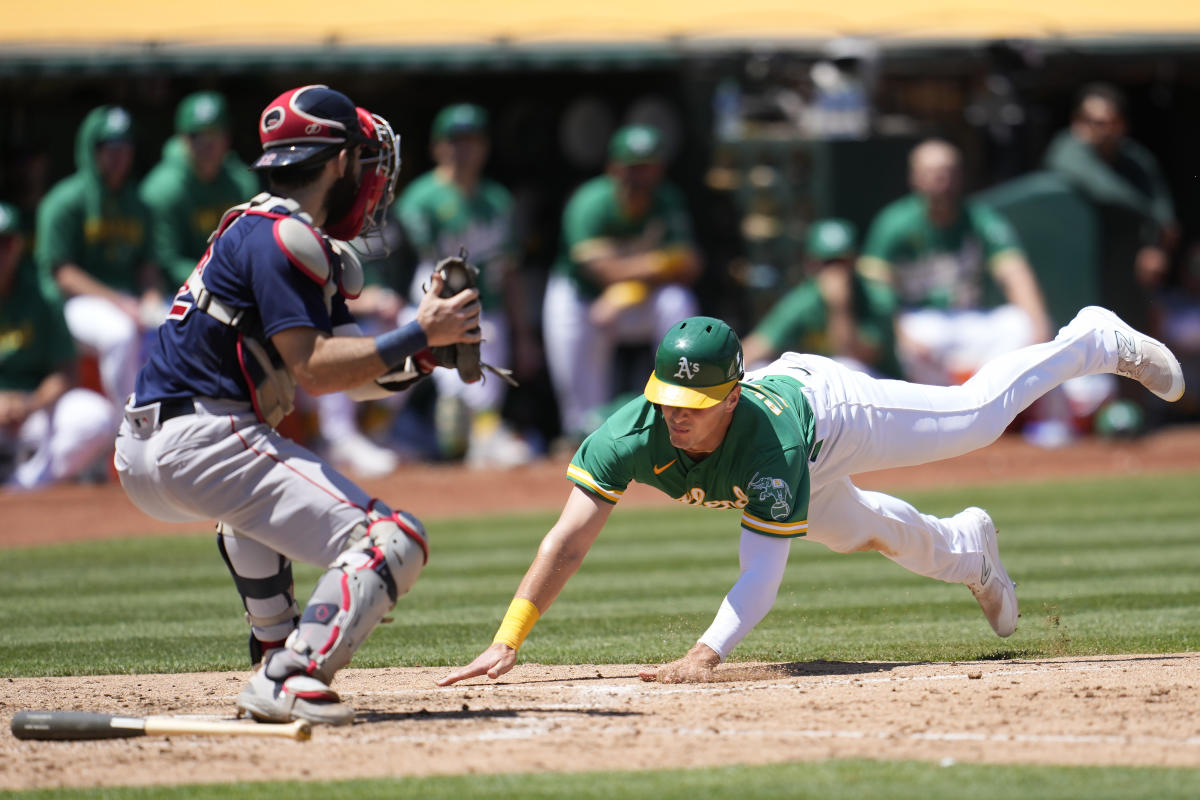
136;202;353;404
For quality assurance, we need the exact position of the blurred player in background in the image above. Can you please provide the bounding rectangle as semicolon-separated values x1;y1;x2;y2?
36;105;162;408
396;103;538;467
0;202;115;490
140;91;259;289
741;218;900;377
858;138;1051;387
543;123;701;442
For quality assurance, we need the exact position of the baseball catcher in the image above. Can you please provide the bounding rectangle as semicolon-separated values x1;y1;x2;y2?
115;84;483;725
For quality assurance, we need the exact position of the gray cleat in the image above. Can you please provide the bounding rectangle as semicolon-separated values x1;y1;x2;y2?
1077;306;1185;402
237;667;355;726
962;507;1018;638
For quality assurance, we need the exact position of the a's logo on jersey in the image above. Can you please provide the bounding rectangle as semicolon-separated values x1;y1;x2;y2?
675;357;702;381
748;472;793;521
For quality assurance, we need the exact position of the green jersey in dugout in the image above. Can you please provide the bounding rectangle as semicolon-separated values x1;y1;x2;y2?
0;257;76;393
35;105;152;299
395;171;514;310
859;193;1024;311
567;374;817;538
553;174;694;300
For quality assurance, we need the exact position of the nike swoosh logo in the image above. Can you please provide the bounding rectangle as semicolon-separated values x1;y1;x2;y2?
653;459;677;475
980;556;993;585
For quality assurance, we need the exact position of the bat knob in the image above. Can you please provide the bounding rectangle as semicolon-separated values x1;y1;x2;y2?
295;719;313;741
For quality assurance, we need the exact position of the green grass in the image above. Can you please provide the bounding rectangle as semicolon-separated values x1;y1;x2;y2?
2;472;1200;677
6;760;1200;800
3;471;1200;797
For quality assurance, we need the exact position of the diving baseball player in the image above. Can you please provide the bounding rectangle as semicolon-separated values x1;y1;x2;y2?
440;308;1184;686
115;85;482;725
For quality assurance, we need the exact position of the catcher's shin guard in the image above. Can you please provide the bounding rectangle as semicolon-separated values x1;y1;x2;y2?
216;523;300;664
264;509;429;685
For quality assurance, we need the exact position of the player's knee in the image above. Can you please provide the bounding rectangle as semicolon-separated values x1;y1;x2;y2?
357;506;429;603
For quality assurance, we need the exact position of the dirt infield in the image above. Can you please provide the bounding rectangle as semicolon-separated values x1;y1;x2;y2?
4;654;1200;790
3;427;1200;789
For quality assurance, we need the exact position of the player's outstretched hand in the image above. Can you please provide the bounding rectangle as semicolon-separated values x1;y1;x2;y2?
436;642;517;686
418;271;482;347
638;642;721;684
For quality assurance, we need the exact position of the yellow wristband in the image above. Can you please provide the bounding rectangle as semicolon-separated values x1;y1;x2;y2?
600;279;650;310
493;597;541;651
651;248;690;280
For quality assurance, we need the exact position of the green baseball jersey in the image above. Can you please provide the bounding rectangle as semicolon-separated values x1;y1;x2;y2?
553;175;694;300
752;274;902;378
0;260;75;392
139;136;259;287
395;171;514;309
35;106;152;299
567;374;816;538
860;193;1023;310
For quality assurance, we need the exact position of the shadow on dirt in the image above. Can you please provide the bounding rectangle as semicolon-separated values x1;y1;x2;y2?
356;707;644;723
711;660;927;682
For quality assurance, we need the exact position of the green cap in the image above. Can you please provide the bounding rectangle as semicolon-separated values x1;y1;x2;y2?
431;103;488;140
0;202;19;236
96;106;134;143
806;218;858;260
175;91;230;134
644;316;744;408
609;124;662;164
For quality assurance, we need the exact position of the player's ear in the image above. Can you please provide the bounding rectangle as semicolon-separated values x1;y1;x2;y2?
724;384;742;412
333;147;351;178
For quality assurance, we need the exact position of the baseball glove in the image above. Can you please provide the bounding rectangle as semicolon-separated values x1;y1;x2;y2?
430;249;518;388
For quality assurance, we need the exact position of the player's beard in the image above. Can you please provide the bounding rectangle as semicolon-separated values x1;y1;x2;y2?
323;169;360;233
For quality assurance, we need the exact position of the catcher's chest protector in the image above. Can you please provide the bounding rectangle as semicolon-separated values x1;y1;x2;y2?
183;193;366;427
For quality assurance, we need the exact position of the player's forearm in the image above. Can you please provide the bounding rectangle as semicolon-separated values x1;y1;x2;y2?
54;264;129;304
276;322;426;395
697;531;791;659
994;255;1051;342
498;488;611;648
29;370;72;414
585;247;698;287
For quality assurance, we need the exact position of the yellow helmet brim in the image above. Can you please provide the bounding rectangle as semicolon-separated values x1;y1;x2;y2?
643;372;738;409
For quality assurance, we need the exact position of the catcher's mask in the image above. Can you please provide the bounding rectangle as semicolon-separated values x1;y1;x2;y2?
328;107;401;252
644;316;744;409
250;85;401;250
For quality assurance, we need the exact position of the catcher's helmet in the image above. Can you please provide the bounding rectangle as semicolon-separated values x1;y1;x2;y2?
644;317;744;409
251;84;371;170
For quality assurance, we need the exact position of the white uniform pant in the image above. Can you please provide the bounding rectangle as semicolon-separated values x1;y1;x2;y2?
543;273;698;436
63;296;141;407
2;388;116;490
755;315;1115;583
897;305;1033;385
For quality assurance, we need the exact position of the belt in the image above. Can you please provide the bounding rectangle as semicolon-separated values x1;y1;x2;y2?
158;397;197;422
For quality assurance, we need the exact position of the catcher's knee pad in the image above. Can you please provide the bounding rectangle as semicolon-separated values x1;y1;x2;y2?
265;508;429;685
216;523;300;663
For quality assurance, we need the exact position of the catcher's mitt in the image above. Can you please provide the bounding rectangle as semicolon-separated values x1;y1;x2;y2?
430;249;518;387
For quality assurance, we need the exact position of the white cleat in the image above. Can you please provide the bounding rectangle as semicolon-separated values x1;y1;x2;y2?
1076;306;1185;402
961;507;1018;638
237;667;355;726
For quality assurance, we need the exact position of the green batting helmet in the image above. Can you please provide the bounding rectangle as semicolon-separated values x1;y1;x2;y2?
644;317;744;408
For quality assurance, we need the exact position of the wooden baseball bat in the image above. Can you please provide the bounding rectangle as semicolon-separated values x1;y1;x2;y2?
10;710;311;741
